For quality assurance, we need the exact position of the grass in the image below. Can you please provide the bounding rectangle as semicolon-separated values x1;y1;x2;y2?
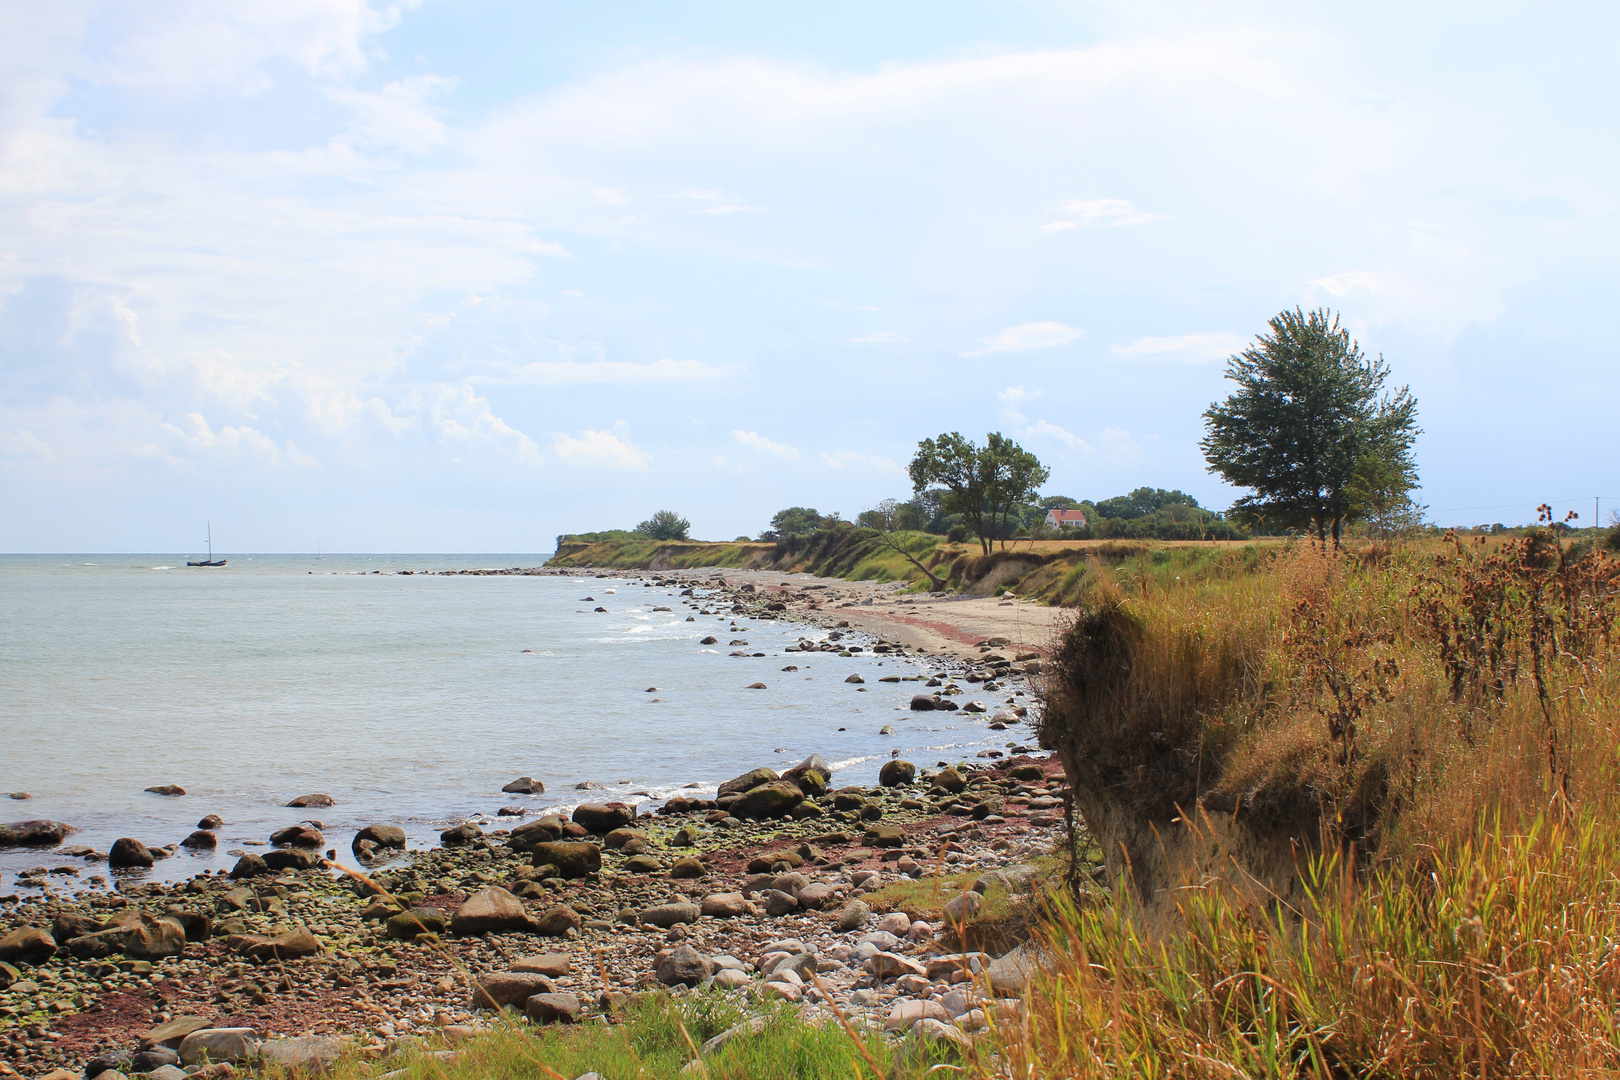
290;991;966;1080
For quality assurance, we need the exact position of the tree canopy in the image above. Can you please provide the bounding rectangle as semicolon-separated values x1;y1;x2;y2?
908;431;1049;554
759;506;826;541
1201;308;1419;547
634;509;691;541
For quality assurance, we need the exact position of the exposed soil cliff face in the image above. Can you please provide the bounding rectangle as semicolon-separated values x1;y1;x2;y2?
1061;776;1318;930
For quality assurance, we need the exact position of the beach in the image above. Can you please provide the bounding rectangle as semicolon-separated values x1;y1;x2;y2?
0;565;1076;1075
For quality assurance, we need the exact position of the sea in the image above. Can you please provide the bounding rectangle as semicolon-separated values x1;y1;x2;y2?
0;554;1031;892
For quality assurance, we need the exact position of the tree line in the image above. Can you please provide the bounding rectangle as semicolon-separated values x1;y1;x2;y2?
573;306;1426;555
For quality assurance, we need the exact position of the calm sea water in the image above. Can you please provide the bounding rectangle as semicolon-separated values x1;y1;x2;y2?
0;554;1026;891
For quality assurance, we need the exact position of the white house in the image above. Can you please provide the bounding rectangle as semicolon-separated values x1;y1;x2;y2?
1044;508;1088;530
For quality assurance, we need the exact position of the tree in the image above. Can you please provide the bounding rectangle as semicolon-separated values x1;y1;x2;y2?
908;432;1050;554
635;510;690;541
1201;308;1419;549
1093;487;1201;521
759;507;824;541
1346;447;1427;545
859;498;947;590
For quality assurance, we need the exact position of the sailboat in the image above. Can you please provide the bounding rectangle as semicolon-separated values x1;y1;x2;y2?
187;522;227;567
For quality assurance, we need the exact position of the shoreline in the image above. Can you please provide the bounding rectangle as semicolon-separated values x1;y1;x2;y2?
0;570;1072;1074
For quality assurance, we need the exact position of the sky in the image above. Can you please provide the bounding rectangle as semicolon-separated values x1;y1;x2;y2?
2;1;1617;553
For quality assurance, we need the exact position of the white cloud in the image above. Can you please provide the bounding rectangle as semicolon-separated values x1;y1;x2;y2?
430;384;542;466
848;331;906;343
1043;198;1170;231
996;386;1139;464
964;322;1084;356
1112;332;1247;362
479;358;731;386
552;428;649;469
160;412;319;468
326;75;458;155
1309;270;1383;297
821;450;901;472
732;429;800;460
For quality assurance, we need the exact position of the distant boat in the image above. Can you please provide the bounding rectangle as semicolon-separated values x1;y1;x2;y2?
187;522;227;567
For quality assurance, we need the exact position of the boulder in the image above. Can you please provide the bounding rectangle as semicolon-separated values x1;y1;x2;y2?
717;767;778;796
511;952;571;977
866;952;928;979
122;911;187;959
0;926;56;965
623;854;661;873
844;674;864;684
228;854;270;879
909;695;939;712
525;992;581;1024
451;886;529;935
934;767;967;793
731;781;805;819
863;824;905;848
178;1028;259;1066
269;825;324;849
140;1016;212;1050
353;824;406;850
262;848;321;871
180;831;217;850
603;828;646;850
439;822;484;846
234;925;320;961
571;802;635;834
532;904;582;937
669;856;705;879
108;837;155;868
639;903;700;929
836;899;871;931
878;760;916;787
502;777;545;794
795;882;837;910
530;842;601;878
386;908;447;940
700;892;749;918
943;891;983;924
886;998;951;1031
256;1036;346;1073
196;815;224;830
507;817;565;852
472;972;555;1009
763;890;798;916
131;1050;179;1072
67;927;128;960
655;944;713;987
286;794;334;808
144;785;186;797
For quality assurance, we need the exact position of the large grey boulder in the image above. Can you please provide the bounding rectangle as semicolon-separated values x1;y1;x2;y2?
638;903;700;929
178;1028;259;1066
731;781;804;819
571;802;635;834
525;992;581;1024
471;972;555;1009
530;842;601;878
108;837;155;868
451;886;529;935
257;1036;346;1073
0;820;76;847
655;944;712;987
717;767;778;796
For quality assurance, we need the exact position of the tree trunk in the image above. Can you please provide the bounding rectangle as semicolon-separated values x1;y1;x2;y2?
879;532;946;591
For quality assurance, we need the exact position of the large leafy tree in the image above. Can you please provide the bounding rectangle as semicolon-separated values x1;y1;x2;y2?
760;507;824;541
635;510;690;541
1201;308;1419;548
909;432;1050;554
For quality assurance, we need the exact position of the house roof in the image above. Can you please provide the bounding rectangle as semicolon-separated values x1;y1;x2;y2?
1046;509;1088;522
